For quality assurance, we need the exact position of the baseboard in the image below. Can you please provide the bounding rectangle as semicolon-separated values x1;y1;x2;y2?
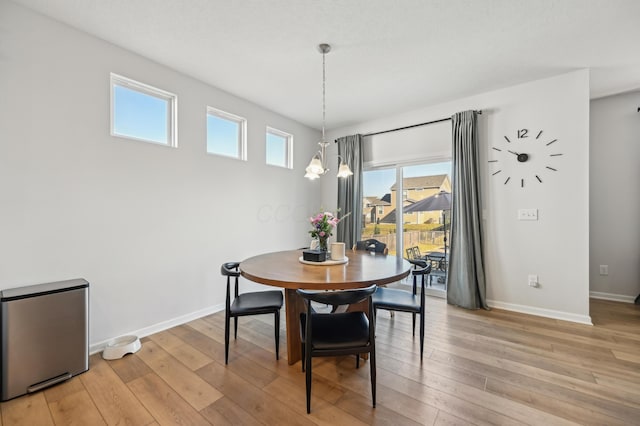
589;291;636;303
89;303;224;355
486;299;593;325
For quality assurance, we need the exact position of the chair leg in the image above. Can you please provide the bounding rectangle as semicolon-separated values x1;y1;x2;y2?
234;316;238;339
224;313;230;365
301;344;305;372
274;310;280;360
420;311;425;360
412;312;416;337
370;348;376;408
356;354;360;369
305;352;312;413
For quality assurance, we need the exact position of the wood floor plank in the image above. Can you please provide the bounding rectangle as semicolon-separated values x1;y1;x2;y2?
1;392;54;426
334;391;424;426
171;323;230;363
199;397;262;426
263;376;368;425
42;375;86;403
428;338;640;409
196;360;316;426
611;348;640;363
80;355;155;426
592;371;640;396
429;344;640;423
485;377;628;426
136;340;223;411
313;358;441;425
372;355;577;426
107;351;153;383
48;388;107;426
433;410;479;426
149;330;213;371
128;373;210;426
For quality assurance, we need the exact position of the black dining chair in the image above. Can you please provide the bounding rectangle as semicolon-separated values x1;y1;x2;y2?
372;260;431;359
297;285;378;414
353;239;388;255
406;246;443;287
220;262;283;364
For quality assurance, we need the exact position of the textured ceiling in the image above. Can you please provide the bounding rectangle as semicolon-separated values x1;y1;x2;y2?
11;0;640;129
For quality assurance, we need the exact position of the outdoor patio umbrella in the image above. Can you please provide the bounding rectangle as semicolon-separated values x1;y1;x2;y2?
403;190;452;213
403;190;451;268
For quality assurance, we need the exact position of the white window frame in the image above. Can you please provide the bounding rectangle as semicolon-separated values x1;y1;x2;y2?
206;106;247;160
265;126;293;169
110;73;177;147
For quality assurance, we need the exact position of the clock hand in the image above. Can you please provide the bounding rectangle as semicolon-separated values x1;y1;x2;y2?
507;150;519;156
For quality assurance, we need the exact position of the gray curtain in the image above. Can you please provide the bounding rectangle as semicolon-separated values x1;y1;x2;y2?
336;134;363;249
447;111;489;310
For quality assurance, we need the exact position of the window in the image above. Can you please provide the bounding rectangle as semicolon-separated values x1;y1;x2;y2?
266;127;292;169
206;107;247;160
110;73;177;147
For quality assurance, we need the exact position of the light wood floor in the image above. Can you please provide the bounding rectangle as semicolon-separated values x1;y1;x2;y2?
1;298;639;425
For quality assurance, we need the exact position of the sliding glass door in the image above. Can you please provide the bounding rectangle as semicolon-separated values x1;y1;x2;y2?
362;161;451;296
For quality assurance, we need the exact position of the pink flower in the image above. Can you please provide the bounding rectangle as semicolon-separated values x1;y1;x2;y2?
319;231;326;237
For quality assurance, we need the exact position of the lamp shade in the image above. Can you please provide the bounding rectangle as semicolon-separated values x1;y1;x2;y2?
307;156;325;175
304;169;319;179
337;162;353;178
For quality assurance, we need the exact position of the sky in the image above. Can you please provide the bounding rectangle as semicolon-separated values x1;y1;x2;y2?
113;84;168;144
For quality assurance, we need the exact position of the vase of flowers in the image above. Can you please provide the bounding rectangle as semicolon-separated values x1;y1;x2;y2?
308;210;350;252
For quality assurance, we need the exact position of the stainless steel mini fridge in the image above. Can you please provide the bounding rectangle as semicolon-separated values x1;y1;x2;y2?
1;278;89;401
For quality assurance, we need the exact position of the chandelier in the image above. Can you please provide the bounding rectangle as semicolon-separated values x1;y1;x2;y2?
304;43;353;180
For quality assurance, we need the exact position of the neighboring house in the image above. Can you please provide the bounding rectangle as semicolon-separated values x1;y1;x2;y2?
381;174;451;224
362;195;391;224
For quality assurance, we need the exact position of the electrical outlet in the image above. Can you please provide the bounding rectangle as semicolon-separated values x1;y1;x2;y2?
528;274;539;287
518;209;538;221
599;265;608;276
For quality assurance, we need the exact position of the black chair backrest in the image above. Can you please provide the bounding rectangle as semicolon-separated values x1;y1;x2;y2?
221;262;240;277
354;239;387;254
297;285;377;306
221;262;241;299
405;246;421;260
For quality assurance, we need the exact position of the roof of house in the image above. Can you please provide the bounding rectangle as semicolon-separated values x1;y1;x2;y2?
380;209;396;224
363;196;390;207
390;174;448;191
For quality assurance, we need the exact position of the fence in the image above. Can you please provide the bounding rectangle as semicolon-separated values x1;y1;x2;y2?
363;230;446;254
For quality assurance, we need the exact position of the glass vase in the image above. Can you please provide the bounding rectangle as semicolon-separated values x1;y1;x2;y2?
318;237;329;252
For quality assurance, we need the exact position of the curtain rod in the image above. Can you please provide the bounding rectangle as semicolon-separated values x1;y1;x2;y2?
358;110;482;138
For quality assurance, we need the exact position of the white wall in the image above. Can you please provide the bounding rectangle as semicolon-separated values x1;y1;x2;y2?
590;91;640;302
0;1;320;350
324;70;591;324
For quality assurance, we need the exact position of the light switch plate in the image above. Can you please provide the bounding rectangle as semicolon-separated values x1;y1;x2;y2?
518;208;538;221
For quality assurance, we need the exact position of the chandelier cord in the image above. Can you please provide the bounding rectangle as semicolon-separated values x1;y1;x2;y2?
321;48;326;143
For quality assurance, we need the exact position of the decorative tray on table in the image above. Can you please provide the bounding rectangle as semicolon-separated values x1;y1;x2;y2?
298;256;349;266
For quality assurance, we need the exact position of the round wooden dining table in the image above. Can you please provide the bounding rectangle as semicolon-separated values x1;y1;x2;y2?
240;249;412;365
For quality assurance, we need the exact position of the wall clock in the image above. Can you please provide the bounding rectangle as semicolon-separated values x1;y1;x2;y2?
489;128;563;188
